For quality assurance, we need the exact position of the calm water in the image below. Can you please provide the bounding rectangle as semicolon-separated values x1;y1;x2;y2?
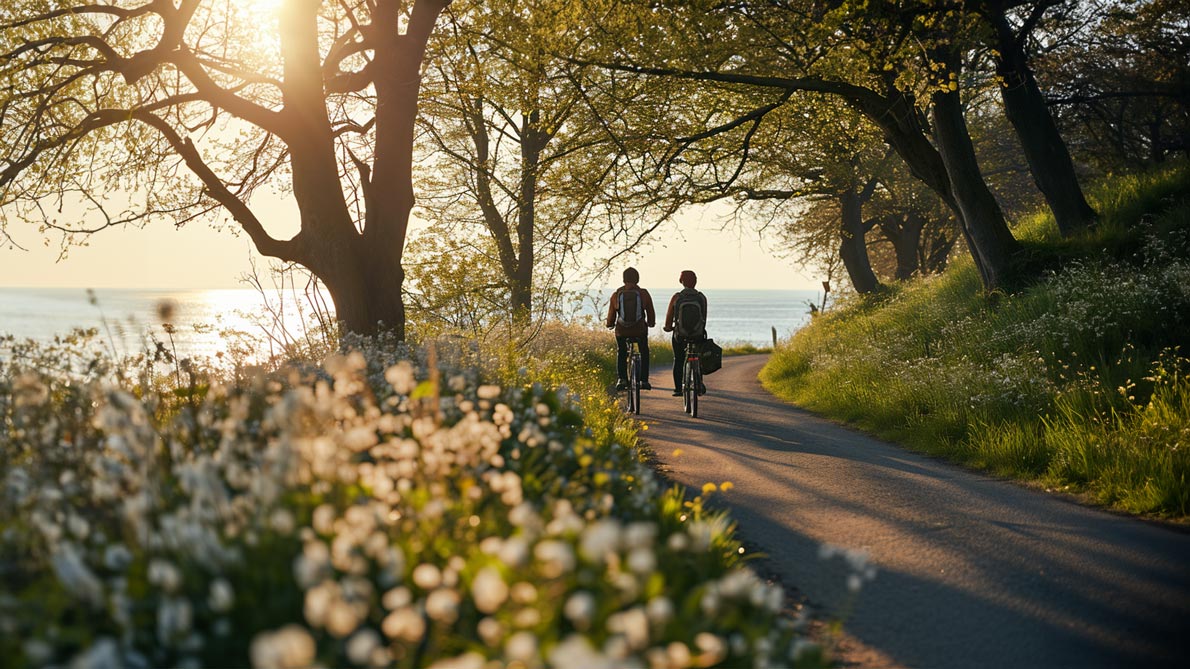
576;289;819;347
0;287;819;360
0;287;317;362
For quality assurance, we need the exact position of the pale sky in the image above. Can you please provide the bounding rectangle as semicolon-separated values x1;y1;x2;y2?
0;196;818;293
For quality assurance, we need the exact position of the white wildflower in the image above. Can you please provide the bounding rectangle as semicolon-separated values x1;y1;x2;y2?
695;633;727;665
626;547;656;575
667;641;692;668
580;519;621;563
477;617;504;647
426;651;486;669
346;628;381;666
471;567;508;614
385;361;416;395
208;579;235;613
646;597;673;625
534;540;575;578
102;544;133;571
52;543;104;606
563;591;596;630
382;586;412;611
548;634;616;669
412;563;442;590
381;607;426;642
505;631;538;663
249;624;316;669
607;607;649;650
68;637;120;669
426;588;461;623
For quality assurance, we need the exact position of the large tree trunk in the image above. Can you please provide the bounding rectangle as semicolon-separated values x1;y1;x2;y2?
877;212;925;280
839;189;882;294
842;86;995;289
989;10;1097;236
931;84;1021;290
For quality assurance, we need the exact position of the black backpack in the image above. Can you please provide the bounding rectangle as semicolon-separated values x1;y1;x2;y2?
674;291;705;339
616;289;643;327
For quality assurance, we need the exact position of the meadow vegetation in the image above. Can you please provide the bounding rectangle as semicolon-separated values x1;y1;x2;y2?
0;322;823;668
761;164;1190;519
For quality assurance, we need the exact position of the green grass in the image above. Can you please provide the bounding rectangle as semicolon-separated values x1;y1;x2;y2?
761;162;1190;519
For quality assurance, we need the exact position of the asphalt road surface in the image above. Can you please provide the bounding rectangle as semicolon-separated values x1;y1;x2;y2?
639;354;1190;668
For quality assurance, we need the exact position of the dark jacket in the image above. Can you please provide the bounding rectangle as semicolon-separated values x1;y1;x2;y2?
606;284;656;338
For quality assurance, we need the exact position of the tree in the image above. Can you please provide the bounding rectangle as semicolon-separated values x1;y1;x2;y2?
976;0;1098;236
568;0;1023;291
1038;0;1190;170
0;0;451;338
414;0;635;324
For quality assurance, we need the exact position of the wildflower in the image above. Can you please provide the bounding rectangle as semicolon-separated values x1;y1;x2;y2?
627;547;656;574
426;652;486;669
209;579;235;613
580;519;621;563
701;482;717;495
607;607;649;650
381;607;426;642
103;544;133;571
549;635;616;669
505;631;538;663
563;591;596;630
534;540;576;578
68;638;121;669
249;625;316;669
412;563;442;590
695;633;727;665
646;596;674;625
52;544;104;606
477;616;504;647
346;628;382;666
471;567;509;614
385;361;416;395
426;588;462;623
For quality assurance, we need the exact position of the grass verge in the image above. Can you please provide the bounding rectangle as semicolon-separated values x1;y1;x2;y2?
761;162;1190;519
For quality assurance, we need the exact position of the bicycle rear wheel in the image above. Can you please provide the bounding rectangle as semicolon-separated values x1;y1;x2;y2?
631;353;642;415
683;359;694;415
690;360;700;418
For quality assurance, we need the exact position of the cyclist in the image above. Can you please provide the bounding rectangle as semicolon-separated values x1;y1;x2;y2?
663;270;708;397
606;267;656;391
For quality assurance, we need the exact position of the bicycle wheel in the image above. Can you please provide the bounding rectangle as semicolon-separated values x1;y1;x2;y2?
690;359;700;418
683;358;694;415
626;353;637;413
631;353;642;415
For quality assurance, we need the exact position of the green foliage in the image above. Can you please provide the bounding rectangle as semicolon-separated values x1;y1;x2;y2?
761;164;1190;518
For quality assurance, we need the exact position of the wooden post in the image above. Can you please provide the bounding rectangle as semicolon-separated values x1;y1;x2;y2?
772;326;777;348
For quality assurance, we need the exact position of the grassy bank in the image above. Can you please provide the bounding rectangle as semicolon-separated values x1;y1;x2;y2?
761;164;1190;519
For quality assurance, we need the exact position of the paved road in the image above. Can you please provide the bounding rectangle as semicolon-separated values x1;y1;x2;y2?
639;354;1190;668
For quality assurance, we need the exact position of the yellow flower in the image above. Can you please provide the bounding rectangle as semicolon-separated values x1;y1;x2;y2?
701;482;717;494
720;481;734;492
672;448;684;457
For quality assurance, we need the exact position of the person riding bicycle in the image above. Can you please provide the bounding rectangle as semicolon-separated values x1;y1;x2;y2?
663;270;708;397
606;267;656;391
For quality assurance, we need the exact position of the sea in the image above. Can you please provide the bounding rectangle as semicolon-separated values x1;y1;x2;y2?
0;287;820;361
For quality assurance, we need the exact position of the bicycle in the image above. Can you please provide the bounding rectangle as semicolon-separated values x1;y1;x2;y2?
682;340;704;417
625;337;643;415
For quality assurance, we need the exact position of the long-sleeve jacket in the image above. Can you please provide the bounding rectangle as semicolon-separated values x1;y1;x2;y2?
606;284;656;338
